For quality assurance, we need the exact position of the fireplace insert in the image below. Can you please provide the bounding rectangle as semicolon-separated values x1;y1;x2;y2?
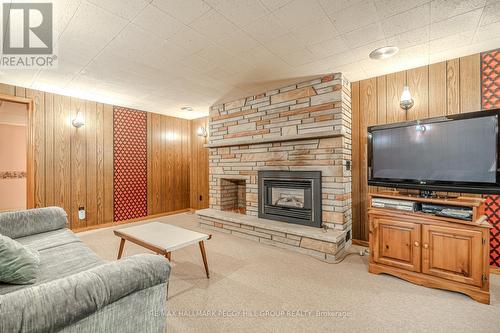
258;171;321;227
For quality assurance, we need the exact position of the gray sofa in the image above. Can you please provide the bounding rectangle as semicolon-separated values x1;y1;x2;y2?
0;207;171;333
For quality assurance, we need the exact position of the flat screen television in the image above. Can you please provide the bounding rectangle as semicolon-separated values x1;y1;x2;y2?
368;109;500;194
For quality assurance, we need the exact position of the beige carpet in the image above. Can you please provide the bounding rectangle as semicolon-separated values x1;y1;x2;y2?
78;212;500;333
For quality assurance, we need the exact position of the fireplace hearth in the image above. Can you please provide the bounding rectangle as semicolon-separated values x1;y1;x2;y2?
258;171;321;228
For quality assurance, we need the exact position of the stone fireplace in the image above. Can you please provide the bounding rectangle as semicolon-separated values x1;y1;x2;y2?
197;73;352;262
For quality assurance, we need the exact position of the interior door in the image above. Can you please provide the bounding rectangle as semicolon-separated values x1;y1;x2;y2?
421;224;483;286
372;217;421;272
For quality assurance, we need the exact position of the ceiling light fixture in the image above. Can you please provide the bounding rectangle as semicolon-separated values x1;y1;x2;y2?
369;46;399;60
181;106;193;112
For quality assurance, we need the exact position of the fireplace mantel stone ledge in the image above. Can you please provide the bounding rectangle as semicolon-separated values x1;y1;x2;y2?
204;131;345;148
196;208;350;261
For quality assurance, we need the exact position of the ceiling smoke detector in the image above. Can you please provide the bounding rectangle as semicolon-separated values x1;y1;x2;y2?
181;106;193;112
369;46;399;60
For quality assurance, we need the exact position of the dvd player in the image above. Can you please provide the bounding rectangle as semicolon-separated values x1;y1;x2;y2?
422;203;472;221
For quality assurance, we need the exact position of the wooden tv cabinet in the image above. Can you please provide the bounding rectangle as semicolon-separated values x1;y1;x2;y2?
368;192;491;304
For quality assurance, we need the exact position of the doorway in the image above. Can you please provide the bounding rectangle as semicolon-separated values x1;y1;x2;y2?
0;94;33;212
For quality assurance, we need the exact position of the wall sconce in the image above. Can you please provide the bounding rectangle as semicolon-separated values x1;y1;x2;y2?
72;111;84;128
197;126;207;137
400;86;414;111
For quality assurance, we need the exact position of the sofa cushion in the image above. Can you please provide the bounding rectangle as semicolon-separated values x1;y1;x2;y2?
16;228;81;251
0;207;68;239
0;234;40;285
0;238;104;295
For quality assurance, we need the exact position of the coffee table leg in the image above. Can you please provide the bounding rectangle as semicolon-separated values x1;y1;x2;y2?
199;241;209;278
165;252;172;261
117;238;126;259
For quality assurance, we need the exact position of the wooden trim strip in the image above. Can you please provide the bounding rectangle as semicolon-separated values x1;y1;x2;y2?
352;239;369;247
73;208;193;233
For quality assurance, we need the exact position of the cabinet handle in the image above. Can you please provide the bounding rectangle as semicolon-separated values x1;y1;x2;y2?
423;243;429;249
414;241;419;247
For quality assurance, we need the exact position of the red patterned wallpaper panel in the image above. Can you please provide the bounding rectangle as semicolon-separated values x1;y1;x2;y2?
481;49;500;110
113;107;148;222
481;49;500;267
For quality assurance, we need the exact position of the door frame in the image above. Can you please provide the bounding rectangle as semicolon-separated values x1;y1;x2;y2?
0;93;34;209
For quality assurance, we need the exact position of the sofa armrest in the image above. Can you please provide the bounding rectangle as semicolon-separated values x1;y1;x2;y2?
0;207;68;239
0;254;171;333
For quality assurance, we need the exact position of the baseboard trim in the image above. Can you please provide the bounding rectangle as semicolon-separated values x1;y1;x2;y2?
491;266;500;275
73;208;194;233
352;239;369;247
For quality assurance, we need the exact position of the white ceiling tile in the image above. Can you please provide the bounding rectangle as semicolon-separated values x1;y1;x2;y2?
57;2;128;59
313;51;358;69
374;0;429;18
204;0;269;27
132;5;185;40
327;0;379;33
237;45;285;66
342;23;385;49
195;44;234;64
273;0;327;30
87;0;149;20
430;8;482;40
430;0;486;23
179;54;218;74
190;9;238;41
381;3;430;37
262;33;302;57
318;0;365;14
307;36;350;59
279;48;316;66
290;18;339;46
215;29;260;56
386;26;430;50
52;0;82;39
429;31;474;53
152;0;212;25
241;14;289;43
480;1;500;25
167;26;212;54
350;40;393;61
474;21;500;42
332;62;366;82
394;43;431;67
260;0;294;11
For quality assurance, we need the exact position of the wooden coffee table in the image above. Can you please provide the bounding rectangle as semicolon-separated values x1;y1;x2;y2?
113;222;212;278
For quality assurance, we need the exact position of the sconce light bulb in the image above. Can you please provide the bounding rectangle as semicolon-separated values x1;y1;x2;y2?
72;111;85;128
197;126;207;137
400;86;414;111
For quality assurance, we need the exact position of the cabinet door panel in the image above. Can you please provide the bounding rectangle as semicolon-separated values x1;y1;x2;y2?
422;225;483;286
373;217;421;272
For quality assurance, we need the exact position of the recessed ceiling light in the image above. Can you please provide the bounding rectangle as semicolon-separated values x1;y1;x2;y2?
369;46;399;60
181;106;193;112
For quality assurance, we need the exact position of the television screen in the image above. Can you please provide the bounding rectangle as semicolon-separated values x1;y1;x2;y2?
368;110;500;194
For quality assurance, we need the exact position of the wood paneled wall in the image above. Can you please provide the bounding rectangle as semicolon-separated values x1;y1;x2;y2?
147;113;191;215
0;82;210;229
189;117;209;210
0;83;115;229
352;54;482;241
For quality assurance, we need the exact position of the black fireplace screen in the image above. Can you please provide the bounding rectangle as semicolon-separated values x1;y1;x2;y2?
258;171;321;228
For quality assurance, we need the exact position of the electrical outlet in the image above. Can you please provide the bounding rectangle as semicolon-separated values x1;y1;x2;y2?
78;207;86;220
